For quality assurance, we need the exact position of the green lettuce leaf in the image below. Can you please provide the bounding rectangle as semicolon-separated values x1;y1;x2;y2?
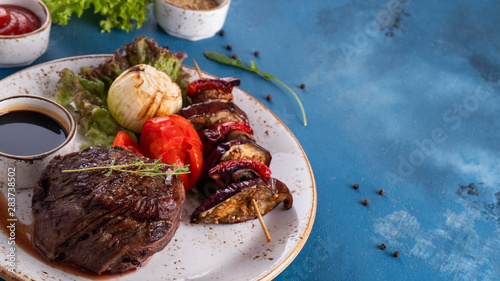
42;0;152;32
56;36;189;149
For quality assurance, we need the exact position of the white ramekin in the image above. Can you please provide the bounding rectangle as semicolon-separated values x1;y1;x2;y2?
154;0;231;41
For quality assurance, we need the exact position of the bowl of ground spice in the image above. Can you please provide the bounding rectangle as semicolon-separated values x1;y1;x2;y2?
154;0;231;41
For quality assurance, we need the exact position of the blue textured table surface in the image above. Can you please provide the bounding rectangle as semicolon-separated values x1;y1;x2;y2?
2;0;500;280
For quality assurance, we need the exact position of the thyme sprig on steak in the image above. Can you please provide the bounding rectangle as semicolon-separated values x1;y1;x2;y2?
62;157;190;179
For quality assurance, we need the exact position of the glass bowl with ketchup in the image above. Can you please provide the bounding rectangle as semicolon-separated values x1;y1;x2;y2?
0;0;51;68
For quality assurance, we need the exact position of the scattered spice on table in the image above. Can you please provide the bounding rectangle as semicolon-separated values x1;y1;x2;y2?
266;94;273;101
378;0;411;37
362;199;369;206
300;83;306;89
353;183;359;190
393;251;400;257
254;51;260;57
219;30;225;36
226;44;232;50
379;189;385;195
380;244;387;250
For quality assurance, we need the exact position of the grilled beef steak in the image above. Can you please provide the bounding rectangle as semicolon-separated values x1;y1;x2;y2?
32;145;185;274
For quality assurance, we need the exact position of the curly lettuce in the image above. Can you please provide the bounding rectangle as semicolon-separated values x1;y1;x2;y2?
42;0;152;32
56;36;190;149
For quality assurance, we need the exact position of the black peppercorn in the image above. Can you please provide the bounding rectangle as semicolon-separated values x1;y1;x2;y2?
393;251;400;257
300;83;306;89
226;44;232;51
379;189;385;195
353;183;359;190
362;199;369;206
232;54;238;59
266;94;272;101
380;244;387;250
254;51;260;57
219;30;225;36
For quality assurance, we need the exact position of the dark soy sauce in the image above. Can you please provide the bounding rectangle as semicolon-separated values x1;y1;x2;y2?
0;110;67;156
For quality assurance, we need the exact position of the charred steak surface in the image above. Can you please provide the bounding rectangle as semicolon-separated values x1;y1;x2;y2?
32;146;185;274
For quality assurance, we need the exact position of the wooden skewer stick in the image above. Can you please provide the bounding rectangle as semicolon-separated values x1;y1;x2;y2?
251;198;272;242
193;58;203;78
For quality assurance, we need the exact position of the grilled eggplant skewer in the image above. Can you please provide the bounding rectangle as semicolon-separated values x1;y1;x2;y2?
177;76;293;224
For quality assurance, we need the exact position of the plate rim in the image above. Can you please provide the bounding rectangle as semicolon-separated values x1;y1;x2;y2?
0;55;317;281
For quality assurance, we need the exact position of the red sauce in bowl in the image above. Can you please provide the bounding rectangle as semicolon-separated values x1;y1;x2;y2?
0;5;42;36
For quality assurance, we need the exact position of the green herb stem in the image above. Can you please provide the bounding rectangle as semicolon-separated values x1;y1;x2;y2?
62;159;190;179
271;78;307;126
204;51;307;126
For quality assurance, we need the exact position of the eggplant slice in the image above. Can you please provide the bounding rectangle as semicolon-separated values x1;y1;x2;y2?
176;101;248;130
191;177;293;224
206;139;272;167
190;88;234;104
198;121;255;158
196;139;272;195
187;77;240;104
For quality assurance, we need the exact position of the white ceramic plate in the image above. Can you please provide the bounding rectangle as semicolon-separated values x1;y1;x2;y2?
0;55;316;281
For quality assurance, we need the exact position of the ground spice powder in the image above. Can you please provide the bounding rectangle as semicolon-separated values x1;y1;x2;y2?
166;0;219;10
